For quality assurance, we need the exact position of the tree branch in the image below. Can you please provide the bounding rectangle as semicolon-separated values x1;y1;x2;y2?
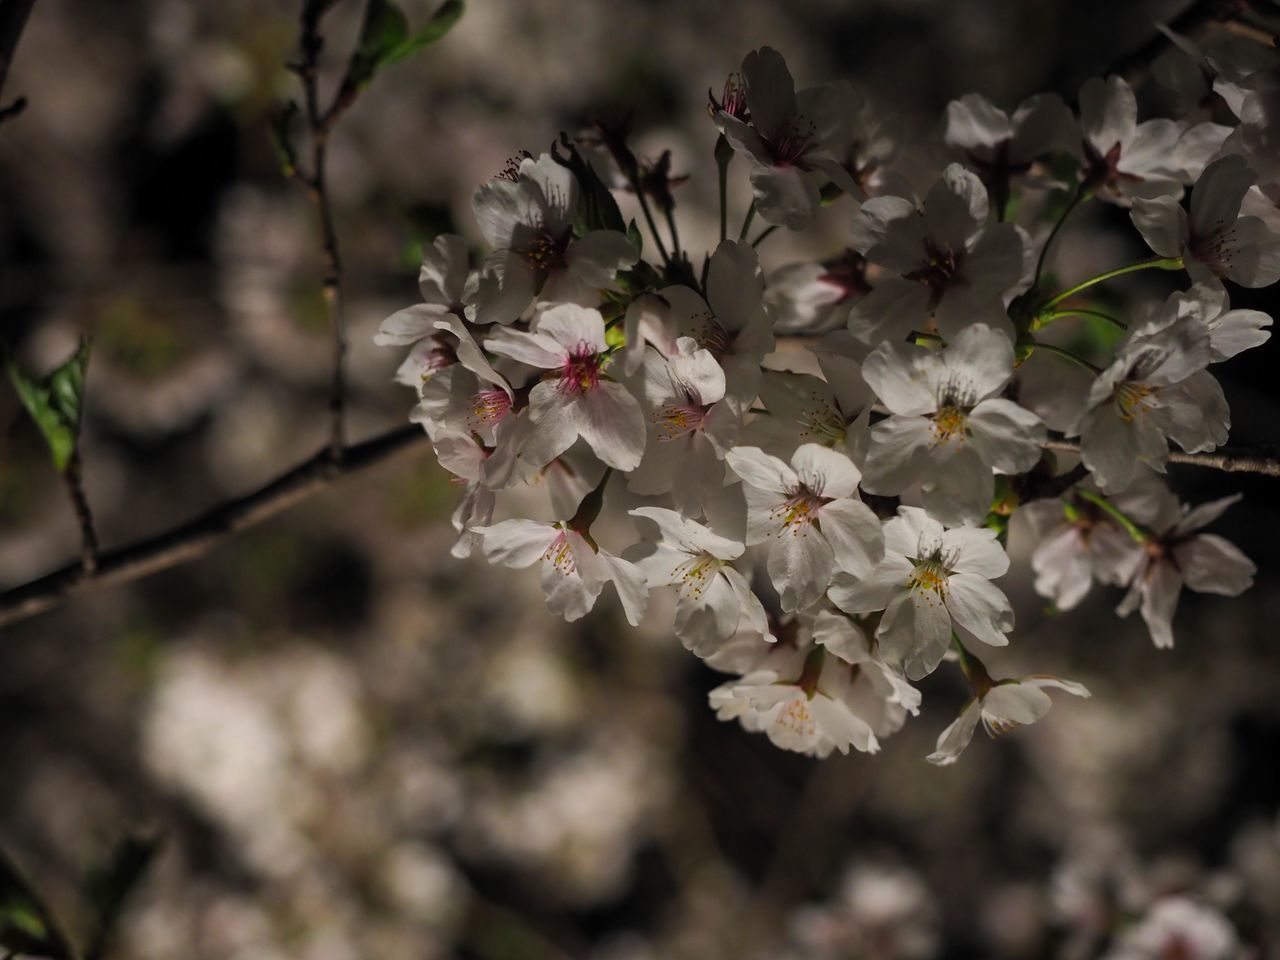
0;425;431;630
1043;437;1280;477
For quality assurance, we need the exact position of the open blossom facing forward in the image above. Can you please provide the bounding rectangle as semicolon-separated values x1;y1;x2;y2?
727;444;883;613
861;324;1046;525
372;42;1274;765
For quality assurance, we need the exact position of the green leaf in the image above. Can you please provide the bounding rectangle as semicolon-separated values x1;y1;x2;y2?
0;849;76;960
382;0;464;66
551;133;626;237
6;338;91;473
345;0;410;91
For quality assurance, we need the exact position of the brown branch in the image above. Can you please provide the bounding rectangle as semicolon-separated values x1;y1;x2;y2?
1043;438;1280;477
0;424;431;630
293;10;348;460
61;451;99;573
0;0;36;124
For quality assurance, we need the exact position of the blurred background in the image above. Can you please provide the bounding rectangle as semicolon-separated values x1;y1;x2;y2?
2;0;1280;957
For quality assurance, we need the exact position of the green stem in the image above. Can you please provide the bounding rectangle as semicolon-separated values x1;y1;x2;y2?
1032;184;1090;289
750;223;779;248
1076;489;1151;544
627;172;671;266
1037;307;1127;331
1030;341;1103;374
1042;256;1183;311
737;199;756;242
908;330;944;345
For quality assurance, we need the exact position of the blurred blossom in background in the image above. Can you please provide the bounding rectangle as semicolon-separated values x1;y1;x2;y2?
2;0;1280;958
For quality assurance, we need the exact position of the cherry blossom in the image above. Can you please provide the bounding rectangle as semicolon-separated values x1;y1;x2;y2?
927;674;1091;765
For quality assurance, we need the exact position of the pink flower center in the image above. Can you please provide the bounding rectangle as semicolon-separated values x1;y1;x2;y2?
543;530;576;576
763;118;817;167
558;343;603;395
905;239;961;291
467;389;512;429
771;486;822;535
654;402;707;440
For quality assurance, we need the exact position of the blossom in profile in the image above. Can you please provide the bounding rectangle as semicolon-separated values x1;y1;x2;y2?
860;324;1046;525
726;443;884;612
945;91;1078;175
1131;154;1280;287
1131;282;1272;363
830;507;1013;681
928;674;1091;765
474;518;648;626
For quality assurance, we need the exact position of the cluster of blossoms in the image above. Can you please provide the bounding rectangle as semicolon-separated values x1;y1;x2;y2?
378;37;1272;763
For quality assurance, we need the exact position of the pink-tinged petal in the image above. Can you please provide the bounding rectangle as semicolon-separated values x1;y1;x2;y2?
828;556;913;615
1130;196;1187;258
536;303;608;354
792;443;862;498
982;683;1052;725
519;380;587;469
848;279;931;344
945;573;1014;647
940;324;1015;400
809;695;879;755
861;416;934;496
1190;154;1254;237
579;380;646;471
878;589;953;681
927;700;981;765
1079;75;1136;155
375;303;448;346
968;398;1046;473
819;498;884;577
750;163;821;230
726;446;798;495
1173;534;1255;596
483;326;565;369
1158;371;1229;454
566;230;639;288
740;46;797;142
921;443;994;527
862;340;938;416
769;519;836;612
475;519;558;568
945;525;1010;579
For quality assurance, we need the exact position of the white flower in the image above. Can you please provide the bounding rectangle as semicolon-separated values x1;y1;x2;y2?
1131;154;1280;287
474;518;648;626
927;674;1091;765
626;339;741;516
848;163;1027;343
623;240;773;401
471;153;637;324
861;324;1047;526
765;250;870;336
945;92;1077;172
626;507;767;658
1012;495;1143;611
743;352;873;463
1132;283;1272;363
830;507;1013;681
1117;492;1256;649
1075;317;1228;491
726;444;884;613
1075;75;1230;204
485;303;646;471
714;47;861;229
1103;897;1240;960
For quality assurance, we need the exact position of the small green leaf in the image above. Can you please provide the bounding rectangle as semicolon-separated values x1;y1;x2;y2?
381;0;464;66
626;218;643;257
345;0;411;91
0;850;76;960
6;338;91;473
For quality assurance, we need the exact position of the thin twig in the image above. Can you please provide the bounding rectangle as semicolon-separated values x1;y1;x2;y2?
0;425;431;630
62;451;99;573
1043;437;1280;477
0;0;36;124
294;12;348;460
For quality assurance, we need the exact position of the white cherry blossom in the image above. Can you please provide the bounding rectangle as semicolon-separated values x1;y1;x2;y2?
726;444;884;613
830;507;1013;681
927;674;1091;765
861;324;1047;525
